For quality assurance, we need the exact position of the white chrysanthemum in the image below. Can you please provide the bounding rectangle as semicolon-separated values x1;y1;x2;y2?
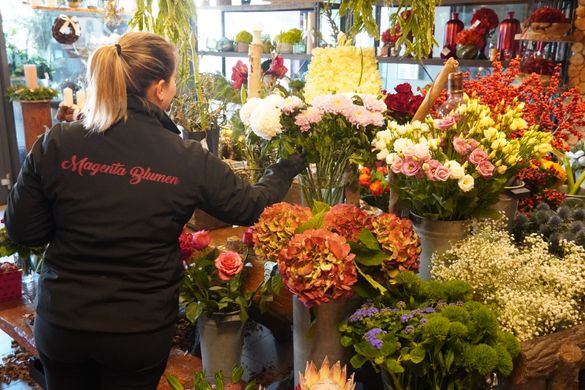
282;96;303;114
264;94;286;109
239;97;262;126
248;100;283;140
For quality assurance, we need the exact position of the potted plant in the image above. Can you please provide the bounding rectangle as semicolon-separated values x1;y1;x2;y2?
234;30;253;53
523;6;571;39
274;28;303;54
339;272;521;390
179;229;257;383
6;86;58;152
455;28;484;59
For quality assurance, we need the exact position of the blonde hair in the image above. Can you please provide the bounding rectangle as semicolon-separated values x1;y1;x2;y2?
83;32;177;132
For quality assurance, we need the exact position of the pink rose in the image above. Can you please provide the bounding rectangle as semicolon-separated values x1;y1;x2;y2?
214;251;244;281
476;160;495;177
434;116;457;130
453;137;474;155
433;165;451;181
192;230;211;250
468;148;489;165
391;157;404;174
401;158;421;176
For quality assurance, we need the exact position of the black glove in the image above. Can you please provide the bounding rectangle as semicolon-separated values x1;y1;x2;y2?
278;151;307;179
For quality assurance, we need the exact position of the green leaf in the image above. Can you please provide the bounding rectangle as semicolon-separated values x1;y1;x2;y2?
209;286;224;291
356;264;387;295
296;208;327;233
165;375;184;390
350;354;367;368
231;367;244;383
357;228;380;250
410;347;426;364
185;302;205;323
340;335;354;347
385;358;404;374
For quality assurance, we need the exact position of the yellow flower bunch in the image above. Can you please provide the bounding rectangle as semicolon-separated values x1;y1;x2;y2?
303;46;382;103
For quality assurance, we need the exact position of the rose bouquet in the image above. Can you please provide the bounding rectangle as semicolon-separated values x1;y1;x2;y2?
252;202;420;307
339;272;520;390
383;83;424;125
373;96;552;220
240;93;386;207
179;229;255;323
470;7;499;36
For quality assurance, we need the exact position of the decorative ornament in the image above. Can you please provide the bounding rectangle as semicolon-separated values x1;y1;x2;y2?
104;0;123;31
52;15;81;45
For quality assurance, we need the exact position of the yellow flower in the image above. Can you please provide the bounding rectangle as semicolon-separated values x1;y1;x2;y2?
540;159;566;182
304;47;382;103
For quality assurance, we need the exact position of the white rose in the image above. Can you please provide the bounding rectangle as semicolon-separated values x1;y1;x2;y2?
239;97;262;126
458;174;474;192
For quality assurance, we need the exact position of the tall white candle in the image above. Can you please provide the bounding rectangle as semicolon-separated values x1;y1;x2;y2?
23;64;38;89
76;89;86;109
63;87;74;107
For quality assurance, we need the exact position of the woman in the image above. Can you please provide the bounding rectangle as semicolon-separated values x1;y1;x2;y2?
4;32;305;390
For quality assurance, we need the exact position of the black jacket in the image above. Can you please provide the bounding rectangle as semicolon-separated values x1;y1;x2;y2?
5;97;298;333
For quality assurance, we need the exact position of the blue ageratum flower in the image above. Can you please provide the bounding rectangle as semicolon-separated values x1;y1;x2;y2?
364;327;386;349
349;306;380;322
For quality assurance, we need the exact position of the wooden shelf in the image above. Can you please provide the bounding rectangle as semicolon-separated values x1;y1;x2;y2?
30;4;131;16
199;3;319;12
514;33;575;43
199;51;498;67
199;50;312;60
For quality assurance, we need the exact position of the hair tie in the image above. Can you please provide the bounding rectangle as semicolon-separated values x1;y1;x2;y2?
115;43;122;55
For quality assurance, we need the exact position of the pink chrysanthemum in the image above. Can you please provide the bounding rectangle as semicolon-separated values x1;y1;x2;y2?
252;202;312;262
278;229;357;307
323;204;372;242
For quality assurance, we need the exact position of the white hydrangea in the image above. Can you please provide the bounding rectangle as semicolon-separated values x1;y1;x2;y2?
248;100;283;140
432;223;585;341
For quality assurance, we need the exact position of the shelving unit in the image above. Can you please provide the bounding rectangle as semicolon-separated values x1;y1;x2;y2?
30;4;131;16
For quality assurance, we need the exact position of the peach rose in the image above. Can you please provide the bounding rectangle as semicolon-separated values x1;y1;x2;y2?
215;251;244;281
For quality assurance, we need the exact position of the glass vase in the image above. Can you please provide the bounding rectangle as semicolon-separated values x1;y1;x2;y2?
441;12;464;59
299;162;347;208
497;11;521;60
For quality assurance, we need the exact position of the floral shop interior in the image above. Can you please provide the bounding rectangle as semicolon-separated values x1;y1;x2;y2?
1;0;585;389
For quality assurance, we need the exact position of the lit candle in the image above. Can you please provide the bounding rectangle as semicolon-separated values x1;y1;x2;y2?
23;64;38;89
76;89;86;109
63;87;74;107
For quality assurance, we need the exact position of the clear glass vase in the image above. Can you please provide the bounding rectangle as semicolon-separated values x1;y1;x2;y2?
299;162;347;208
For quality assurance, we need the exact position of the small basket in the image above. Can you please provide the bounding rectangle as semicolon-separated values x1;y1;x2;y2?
0;270;22;301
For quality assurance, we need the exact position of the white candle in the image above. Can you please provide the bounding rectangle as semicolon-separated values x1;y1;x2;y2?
76;89;86;109
23;64;38;89
252;23;263;44
63;87;74;107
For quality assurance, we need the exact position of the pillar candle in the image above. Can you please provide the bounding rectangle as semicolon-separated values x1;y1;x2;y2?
248;24;263;98
23;64;38;89
76;89;86;109
63;87;74;107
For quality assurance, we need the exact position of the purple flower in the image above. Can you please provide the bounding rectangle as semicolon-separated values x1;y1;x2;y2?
423;307;436;313
349;306;380;322
364;328;386;349
420;318;429;326
400;313;413;323
404;325;415;334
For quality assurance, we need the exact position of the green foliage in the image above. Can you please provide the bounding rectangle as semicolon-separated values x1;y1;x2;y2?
234;30;253;44
6;86;58;102
166;367;257;390
338;0;384;41
275;28;303;44
339;273;520;390
6;44;53;79
389;0;438;60
0;227;45;272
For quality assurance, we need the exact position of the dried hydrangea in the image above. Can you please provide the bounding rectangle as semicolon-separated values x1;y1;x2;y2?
252;202;312;262
278;228;357;307
323;204;372;242
370;213;421;276
432;222;585;341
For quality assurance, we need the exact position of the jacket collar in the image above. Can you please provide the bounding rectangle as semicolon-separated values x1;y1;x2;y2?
127;95;181;135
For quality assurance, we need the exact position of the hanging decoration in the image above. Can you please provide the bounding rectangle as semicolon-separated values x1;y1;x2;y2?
104;0;123;31
51;15;81;45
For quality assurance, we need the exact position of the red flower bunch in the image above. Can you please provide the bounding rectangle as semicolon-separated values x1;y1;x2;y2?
370;213;420;275
231;60;248;89
527;7;569;24
323;204;372;242
470;7;499;35
455;29;485;47
384;83;424;124
520;55;557;76
179;229;211;262
381;28;400;45
433;59;585;151
231;55;288;90
517;159;567;212
359;165;390;197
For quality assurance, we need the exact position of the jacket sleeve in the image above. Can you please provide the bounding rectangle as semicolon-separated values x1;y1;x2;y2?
196;150;296;226
5;133;54;246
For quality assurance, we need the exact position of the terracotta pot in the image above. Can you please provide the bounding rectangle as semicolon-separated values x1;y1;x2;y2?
235;42;249;53
20;100;53;152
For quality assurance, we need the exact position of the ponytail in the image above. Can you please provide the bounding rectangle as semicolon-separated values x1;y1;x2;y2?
83;32;177;133
83;45;128;132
